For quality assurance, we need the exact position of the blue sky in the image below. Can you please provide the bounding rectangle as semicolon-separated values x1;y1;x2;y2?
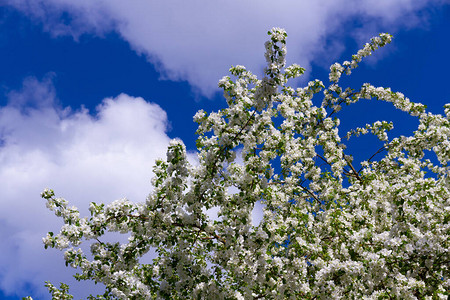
0;1;449;299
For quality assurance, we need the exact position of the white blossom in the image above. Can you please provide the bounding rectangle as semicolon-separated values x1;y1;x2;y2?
32;29;449;299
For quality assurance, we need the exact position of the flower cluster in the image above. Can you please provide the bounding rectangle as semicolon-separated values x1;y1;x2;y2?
329;33;392;83
31;28;448;299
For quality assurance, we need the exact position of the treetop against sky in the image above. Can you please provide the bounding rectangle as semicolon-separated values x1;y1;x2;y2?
0;1;449;299
25;28;450;299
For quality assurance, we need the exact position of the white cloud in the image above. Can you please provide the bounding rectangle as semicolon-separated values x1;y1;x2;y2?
0;76;175;298
5;0;448;97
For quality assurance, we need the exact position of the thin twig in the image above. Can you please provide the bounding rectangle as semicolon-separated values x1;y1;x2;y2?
343;155;363;183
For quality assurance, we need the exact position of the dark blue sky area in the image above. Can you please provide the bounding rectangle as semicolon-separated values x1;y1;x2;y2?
1;6;449;153
0;6;219;151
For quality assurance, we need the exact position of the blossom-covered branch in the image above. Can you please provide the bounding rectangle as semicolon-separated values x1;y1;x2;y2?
31;28;449;299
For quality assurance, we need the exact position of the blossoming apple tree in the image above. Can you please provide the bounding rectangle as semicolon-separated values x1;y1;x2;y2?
33;28;449;299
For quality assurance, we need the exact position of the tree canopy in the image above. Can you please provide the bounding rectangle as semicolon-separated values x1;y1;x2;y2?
29;28;449;299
